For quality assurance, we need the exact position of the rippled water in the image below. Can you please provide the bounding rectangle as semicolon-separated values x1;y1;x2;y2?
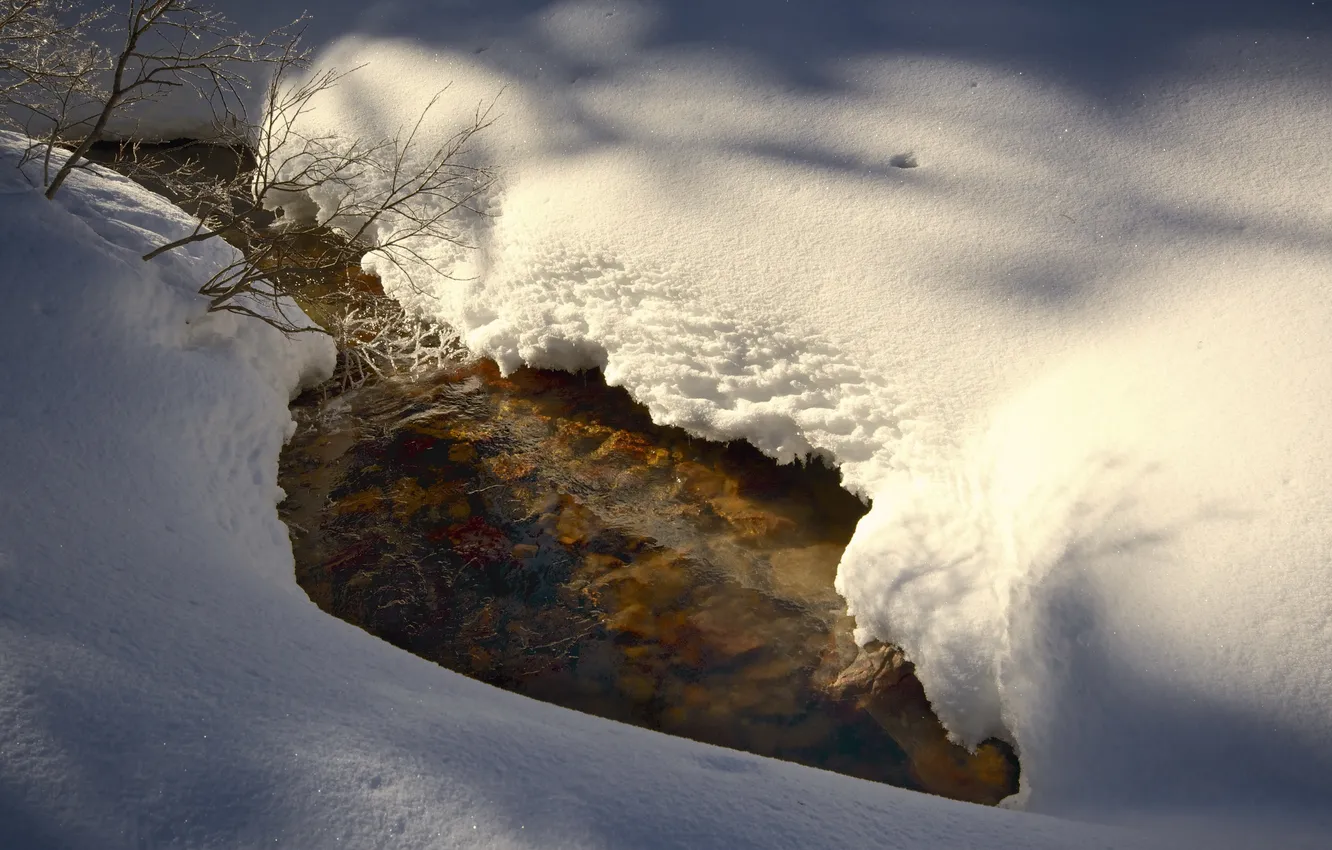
280;360;1018;803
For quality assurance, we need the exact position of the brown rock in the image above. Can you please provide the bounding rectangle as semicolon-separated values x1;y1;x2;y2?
332;488;382;516
709;494;798;540
827;642;1019;805
828;641;911;700
511;543;539;561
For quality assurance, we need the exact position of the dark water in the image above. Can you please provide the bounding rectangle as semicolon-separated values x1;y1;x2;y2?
279;360;1018;804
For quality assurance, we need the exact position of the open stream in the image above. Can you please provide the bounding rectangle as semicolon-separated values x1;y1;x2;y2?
279;359;1018;804
90;138;1018;804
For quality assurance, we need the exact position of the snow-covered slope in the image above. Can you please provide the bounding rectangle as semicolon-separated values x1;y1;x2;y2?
0;134;1180;849
5;0;1332;844
243;0;1332;837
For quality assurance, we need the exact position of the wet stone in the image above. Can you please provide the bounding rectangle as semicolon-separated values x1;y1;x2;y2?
279;359;1019;804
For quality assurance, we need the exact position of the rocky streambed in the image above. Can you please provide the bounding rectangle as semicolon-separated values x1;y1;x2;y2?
279;358;1018;805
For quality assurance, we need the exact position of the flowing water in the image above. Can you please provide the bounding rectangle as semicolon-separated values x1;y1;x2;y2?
279;360;1018;804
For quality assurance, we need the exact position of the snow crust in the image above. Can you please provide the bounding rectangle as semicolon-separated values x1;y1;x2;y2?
0;132;1185;849
247;0;1332;836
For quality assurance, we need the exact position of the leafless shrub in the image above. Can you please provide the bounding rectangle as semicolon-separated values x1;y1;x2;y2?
37;1;307;198
138;44;498;337
1;2;108;171
2;0;498;363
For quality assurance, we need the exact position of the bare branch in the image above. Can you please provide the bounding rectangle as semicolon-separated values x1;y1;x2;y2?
135;53;497;354
2;1;495;376
38;0;310;199
1;1;111;181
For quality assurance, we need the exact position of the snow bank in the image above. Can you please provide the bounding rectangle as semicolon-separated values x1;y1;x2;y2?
0;132;1179;849
250;0;1332;837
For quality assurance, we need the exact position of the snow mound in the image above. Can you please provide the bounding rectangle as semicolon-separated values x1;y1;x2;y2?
0;131;1186;849
259;0;1332;836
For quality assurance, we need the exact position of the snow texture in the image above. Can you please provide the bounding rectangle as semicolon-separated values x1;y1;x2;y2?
249;0;1332;837
3;0;1332;845
0;131;1178;849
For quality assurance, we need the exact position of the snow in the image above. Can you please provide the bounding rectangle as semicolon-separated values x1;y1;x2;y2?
249;0;1332;838
0;132;1171;849
3;0;1332;846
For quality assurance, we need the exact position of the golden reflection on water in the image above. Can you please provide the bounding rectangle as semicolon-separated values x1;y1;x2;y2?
280;359;1017;803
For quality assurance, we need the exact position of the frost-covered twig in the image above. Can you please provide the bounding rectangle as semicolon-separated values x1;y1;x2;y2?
0;1;109;182
134;44;497;339
2;1;496;372
39;1;308;199
325;295;467;392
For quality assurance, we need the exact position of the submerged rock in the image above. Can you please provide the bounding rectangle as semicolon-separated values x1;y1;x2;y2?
279;359;1019;804
829;642;1018;805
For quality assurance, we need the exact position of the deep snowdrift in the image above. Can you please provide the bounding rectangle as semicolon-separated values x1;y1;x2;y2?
0;134;1174;849
247;0;1332;834
6;0;1331;844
